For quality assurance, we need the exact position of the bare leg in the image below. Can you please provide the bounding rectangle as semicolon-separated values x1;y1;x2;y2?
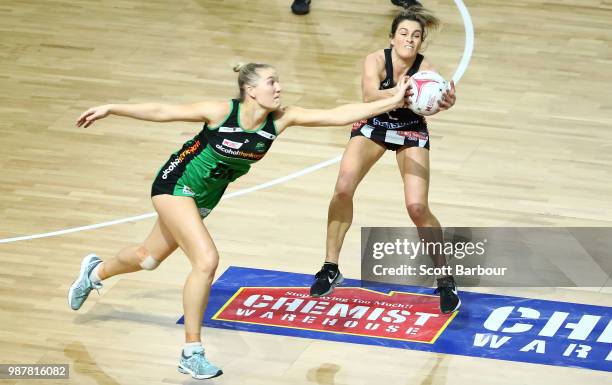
396;147;461;313
68;215;178;312
395;147;446;269
97;218;178;280
152;195;219;343
326;136;386;263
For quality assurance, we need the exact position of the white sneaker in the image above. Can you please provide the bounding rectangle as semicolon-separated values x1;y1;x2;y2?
68;254;103;310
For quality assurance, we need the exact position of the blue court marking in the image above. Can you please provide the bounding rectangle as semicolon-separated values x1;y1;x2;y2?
178;266;611;372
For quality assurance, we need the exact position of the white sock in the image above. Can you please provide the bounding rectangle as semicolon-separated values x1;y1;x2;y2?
183;342;203;357
89;264;102;285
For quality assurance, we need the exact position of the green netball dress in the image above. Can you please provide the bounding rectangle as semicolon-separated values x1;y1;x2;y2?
151;99;278;218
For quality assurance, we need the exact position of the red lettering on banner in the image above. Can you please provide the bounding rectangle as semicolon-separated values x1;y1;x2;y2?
212;287;456;343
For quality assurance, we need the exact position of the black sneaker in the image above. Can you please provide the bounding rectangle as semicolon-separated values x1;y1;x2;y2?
291;0;311;15
434;276;461;314
310;265;344;297
391;0;422;7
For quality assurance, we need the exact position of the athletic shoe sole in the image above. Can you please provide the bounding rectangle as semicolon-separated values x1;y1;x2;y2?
178;364;223;379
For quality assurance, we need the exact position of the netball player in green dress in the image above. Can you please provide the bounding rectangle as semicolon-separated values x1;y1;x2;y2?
68;63;412;380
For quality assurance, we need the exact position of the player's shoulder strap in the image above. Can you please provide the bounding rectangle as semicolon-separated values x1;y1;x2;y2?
383;48;394;87
406;54;424;77
383;50;424;86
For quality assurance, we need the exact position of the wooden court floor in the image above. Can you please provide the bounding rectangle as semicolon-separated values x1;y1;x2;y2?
1;0;611;384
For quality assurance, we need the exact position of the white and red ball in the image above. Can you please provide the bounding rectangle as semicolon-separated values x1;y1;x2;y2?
408;71;448;116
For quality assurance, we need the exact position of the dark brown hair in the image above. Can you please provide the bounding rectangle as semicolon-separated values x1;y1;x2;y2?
390;6;440;41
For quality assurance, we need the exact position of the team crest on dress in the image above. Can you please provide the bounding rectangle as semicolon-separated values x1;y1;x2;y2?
255;142;266;152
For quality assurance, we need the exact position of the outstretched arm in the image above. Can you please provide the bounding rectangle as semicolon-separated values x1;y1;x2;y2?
278;76;411;131
75;101;229;128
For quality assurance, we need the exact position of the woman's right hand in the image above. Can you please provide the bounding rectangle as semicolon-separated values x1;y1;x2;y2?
76;105;112;128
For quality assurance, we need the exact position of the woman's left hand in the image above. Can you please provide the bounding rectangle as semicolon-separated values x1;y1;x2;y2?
438;80;456;111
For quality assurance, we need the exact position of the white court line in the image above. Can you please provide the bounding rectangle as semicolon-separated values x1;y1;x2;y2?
0;156;342;244
0;2;474;245
452;0;475;84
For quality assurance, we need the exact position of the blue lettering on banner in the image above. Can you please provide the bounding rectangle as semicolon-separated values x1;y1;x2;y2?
177;266;612;372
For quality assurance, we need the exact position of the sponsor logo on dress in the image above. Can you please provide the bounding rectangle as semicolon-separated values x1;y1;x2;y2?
182;185;195;196
214;144;265;160
222;139;243;149
219;126;243;133
352;119;367;131
255;142;266;152
257;130;276;140
161;140;201;180
372;117;413;130
396;131;429;141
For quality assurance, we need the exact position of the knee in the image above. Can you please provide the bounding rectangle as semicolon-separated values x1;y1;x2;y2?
136;246;162;271
407;203;429;225
334;173;358;201
191;251;219;279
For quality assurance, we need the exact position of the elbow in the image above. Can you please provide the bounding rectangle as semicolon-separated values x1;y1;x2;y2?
152;104;171;122
363;95;376;103
362;90;381;103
